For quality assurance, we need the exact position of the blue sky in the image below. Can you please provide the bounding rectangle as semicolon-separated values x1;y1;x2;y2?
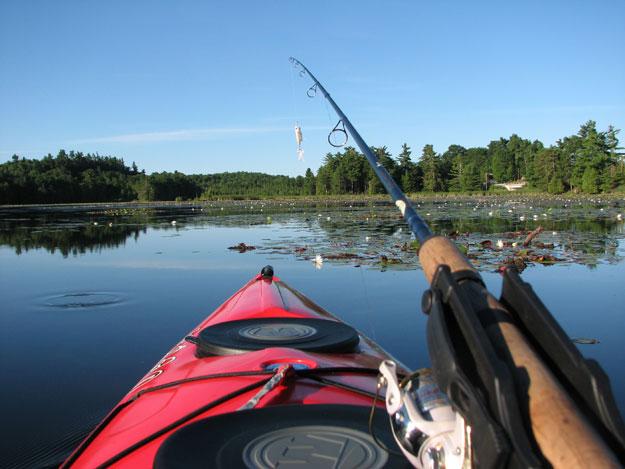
1;0;623;176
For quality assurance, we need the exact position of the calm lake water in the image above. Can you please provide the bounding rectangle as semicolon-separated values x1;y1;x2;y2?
1;197;624;468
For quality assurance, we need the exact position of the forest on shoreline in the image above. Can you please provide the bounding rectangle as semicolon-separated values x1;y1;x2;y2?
1;120;622;205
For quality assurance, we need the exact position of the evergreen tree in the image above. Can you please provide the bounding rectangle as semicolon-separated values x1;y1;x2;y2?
488;138;515;182
419;145;442;192
303;168;316;195
582;167;601;194
461;163;482;191
444;145;467;191
524;140;544;187
603;125;623;190
342;147;366;193
367;146;396;194
396;143;419;192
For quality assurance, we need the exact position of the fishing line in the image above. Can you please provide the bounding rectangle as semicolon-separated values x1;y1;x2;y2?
289;61;298;121
359;263;377;342
290;63;305;160
368;379;403;456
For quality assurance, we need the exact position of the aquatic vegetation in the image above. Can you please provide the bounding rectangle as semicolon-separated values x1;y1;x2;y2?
2;196;624;270
571;337;601;345
227;242;256;253
228;196;625;271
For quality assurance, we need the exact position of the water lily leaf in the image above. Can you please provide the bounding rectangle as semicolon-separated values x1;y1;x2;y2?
571;337;600;345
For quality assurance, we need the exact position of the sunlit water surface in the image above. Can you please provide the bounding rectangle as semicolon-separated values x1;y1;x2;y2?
1;199;624;467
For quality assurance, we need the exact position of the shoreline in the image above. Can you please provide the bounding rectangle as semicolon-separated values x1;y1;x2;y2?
1;191;625;211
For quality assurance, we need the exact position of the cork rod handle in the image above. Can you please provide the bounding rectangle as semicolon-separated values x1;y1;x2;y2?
418;235;619;468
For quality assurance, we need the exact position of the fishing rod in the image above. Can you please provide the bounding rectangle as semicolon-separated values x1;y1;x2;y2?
289;57;431;243
289;57;625;468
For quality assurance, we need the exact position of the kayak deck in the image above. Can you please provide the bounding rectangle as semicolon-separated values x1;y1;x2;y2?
64;269;407;468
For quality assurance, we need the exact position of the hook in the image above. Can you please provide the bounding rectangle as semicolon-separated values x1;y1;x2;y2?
328;120;348;147
307;83;318;98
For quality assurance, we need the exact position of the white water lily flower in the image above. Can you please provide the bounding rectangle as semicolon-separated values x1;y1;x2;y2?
617;214;622;220
488;211;493;216
171;220;177;225
512;242;518;247
519;216;525;221
496;240;504;249
314;254;323;269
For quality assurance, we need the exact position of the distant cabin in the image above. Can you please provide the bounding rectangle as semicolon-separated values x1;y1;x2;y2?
493;179;528;191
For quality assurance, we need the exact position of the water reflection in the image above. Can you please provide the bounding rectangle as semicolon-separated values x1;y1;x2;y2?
0;223;145;257
1;199;624;270
0;200;625;270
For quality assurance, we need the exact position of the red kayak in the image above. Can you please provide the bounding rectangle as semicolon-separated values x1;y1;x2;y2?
63;266;410;468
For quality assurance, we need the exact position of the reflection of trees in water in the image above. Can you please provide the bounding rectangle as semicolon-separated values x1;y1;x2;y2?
433;217;618;235
0;224;146;257
1;204;623;264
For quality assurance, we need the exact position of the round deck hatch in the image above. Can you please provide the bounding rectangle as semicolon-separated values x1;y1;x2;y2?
154;404;409;468
195;318;359;356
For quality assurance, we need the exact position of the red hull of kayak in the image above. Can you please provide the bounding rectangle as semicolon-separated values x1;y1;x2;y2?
63;273;404;468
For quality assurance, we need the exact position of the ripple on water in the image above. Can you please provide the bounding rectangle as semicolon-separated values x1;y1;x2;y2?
43;292;124;309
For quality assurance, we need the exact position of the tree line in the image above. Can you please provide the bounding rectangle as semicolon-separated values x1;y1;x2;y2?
0;151;311;204
315;121;623;195
0;150;139;204
0;121;622;204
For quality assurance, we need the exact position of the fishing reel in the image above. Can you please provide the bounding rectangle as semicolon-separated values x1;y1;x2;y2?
379;360;469;469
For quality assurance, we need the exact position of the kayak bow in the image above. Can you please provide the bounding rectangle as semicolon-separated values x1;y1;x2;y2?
63;267;411;468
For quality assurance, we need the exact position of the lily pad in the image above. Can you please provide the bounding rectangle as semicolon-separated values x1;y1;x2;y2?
571;337;600;345
228;242;256;253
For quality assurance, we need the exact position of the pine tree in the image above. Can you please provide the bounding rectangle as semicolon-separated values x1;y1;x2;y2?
304;168;316;195
460;163;482;191
443;145;466;192
342;147;365;193
419;145;441;192
489;138;515;182
582;167;600;193
396;143;418;192
367;146;396;194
